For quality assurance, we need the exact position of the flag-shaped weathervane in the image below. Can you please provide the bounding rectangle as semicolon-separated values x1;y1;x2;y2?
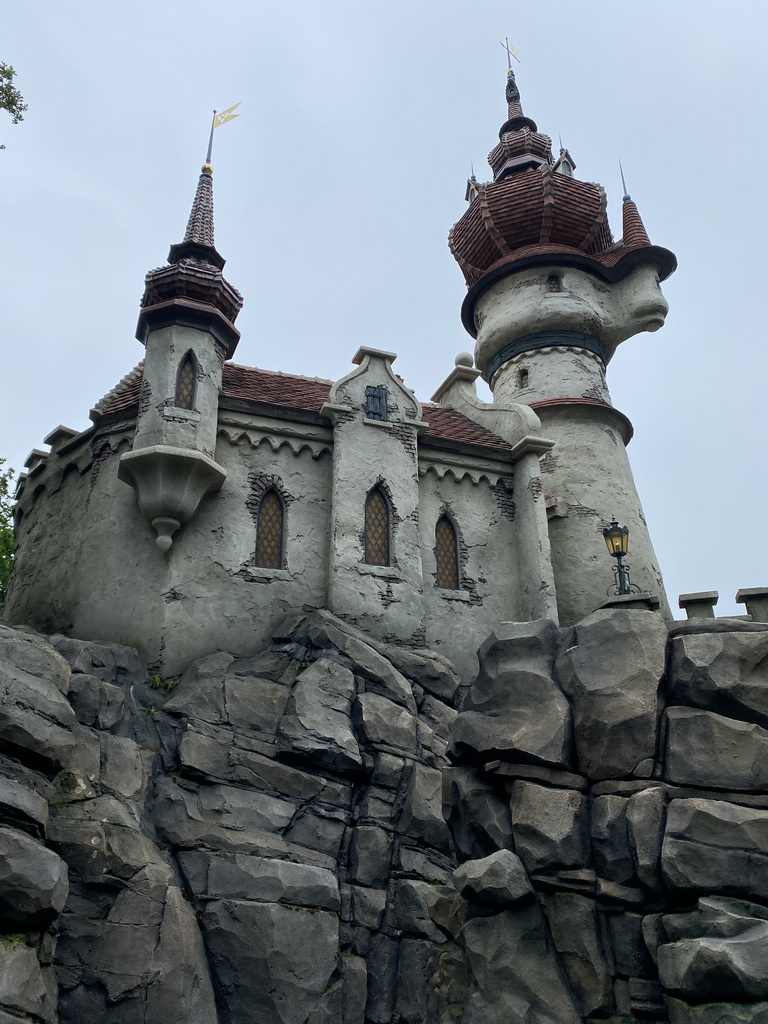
204;102;241;170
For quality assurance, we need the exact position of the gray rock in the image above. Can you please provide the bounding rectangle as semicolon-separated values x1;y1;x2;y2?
463;903;581;1024
0;624;71;693
556;608;667;780
451;619;571;768
49;634;146;687
510;780;589;874
348;884;386;930
356;692;418;753
442;766;513;861
0;939;49;1021
99;733;145;802
662;799;768;900
0;774;48;836
376;643;460;703
341;954;367;1024
542;892;613;1016
669;631;768;727
343;635;416;711
0;825;68;921
278;658;362;772
665;706;768;791
627;786;666;893
348;825;392;887
608;911;655;978
659;917;768;1001
365;934;398;1024
284;807;347;860
67;672;125;729
399;763;451;853
395;939;436;1023
394;878;444;940
204;899;338;1024
452;849;532;906
226;674;291;736
592;794;635;886
396;846;450;884
164;651;232;723
179;851;340;909
666;998;768;1024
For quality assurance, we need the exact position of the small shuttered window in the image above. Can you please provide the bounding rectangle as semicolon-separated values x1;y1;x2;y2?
435;515;460;589
364;488;390;566
255;490;284;568
175;354;196;409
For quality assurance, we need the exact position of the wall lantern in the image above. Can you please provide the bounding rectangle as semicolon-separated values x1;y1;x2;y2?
603;517;632;595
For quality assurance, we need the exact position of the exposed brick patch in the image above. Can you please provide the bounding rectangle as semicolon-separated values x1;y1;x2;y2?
582;384;604;401
528;476;543;501
493;475;517;520
138;378;152;415
390;422;418;464
539;451;559;474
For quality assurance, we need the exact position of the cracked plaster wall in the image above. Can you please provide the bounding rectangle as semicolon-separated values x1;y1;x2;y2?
418;471;518;681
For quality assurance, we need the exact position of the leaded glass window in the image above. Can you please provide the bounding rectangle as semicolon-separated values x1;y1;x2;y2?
364;488;390;566
435;515;460;589
256;489;284;568
175;354;196;409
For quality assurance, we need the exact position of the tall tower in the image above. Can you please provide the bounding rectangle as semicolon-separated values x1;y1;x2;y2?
449;69;676;625
118;162;243;550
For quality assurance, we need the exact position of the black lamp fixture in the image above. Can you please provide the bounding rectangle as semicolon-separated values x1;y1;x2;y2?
603;517;632;595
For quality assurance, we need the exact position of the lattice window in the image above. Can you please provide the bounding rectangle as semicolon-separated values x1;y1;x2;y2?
435;515;460;589
175;354;196;409
364;487;390;566
365;386;388;421
255;489;284;568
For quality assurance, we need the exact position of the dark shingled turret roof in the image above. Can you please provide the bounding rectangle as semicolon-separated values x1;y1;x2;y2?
449;70;676;335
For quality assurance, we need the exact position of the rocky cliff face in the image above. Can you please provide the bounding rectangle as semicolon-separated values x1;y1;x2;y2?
1;608;768;1022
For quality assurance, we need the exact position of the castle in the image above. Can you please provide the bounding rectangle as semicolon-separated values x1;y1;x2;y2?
6;69;675;679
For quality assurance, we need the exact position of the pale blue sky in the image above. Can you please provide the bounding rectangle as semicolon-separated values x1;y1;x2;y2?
2;0;767;614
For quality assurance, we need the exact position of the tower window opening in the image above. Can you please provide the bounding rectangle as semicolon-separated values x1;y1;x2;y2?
365;386;388;422
255;489;284;569
547;274;561;293
435;516;460;589
364;487;390;566
175;353;196;409
518;368;529;388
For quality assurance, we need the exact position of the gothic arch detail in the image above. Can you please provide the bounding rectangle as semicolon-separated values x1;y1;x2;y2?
175;352;197;409
255;488;284;569
364;486;390;566
435;514;460;589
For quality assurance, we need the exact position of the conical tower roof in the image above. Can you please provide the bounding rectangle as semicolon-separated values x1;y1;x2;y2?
449;70;676;336
137;164;243;356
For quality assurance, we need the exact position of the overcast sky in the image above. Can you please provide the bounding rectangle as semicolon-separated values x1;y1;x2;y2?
2;0;767;616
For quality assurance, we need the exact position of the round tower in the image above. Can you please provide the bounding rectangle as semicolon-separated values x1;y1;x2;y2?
449;70;677;625
118;163;243;550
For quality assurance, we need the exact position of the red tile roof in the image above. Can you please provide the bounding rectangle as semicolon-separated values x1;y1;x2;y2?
92;363;511;456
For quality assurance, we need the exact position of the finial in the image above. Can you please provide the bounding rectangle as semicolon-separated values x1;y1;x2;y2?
455;351;474;368
559;134;564;154
470;160;476;181
619;159;631;202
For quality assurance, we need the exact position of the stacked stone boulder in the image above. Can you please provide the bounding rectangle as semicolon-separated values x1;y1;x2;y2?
0;612;464;1023
445;609;768;1022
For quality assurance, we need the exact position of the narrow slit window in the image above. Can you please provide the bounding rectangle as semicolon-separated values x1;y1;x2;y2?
364;487;390;566
175;354;196;409
255;489;284;568
435;515;460;589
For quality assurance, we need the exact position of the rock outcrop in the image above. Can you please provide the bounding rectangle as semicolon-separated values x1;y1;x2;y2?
3;609;768;1021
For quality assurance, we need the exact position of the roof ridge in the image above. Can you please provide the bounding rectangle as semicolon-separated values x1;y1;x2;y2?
225;362;335;386
90;362;145;417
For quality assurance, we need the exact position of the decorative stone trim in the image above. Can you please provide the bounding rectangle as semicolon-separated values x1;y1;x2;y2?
486;330;606;380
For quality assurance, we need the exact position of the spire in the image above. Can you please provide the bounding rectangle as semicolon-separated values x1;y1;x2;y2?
168;165;225;269
499;69;538;136
621;197;651;248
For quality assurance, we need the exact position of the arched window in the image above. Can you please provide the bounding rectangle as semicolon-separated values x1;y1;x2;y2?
435;515;460;589
364;487;390;566
255;489;284;568
175;353;196;409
